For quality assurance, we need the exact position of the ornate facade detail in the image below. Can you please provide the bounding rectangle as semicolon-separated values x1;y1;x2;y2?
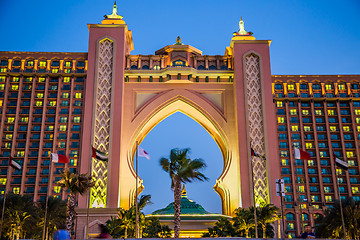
245;54;269;204
90;39;114;208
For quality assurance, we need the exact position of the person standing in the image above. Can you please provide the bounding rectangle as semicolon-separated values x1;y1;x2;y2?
53;223;71;240
301;224;316;239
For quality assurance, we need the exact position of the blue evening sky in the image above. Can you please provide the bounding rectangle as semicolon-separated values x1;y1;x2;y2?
1;0;359;214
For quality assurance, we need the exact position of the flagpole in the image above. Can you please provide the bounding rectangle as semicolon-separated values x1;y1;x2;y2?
42;160;52;240
135;141;139;238
0;164;11;240
250;154;258;238
334;163;347;239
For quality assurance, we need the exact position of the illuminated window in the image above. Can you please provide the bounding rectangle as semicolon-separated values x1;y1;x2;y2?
278;117;285;123
290;109;297;115
314;110;322;115
54;186;61;193
352;187;359;194
302;110;309;115
338;84;345;90
291;125;298;131
281;159;288;166
62;93;69;98
288;84;295;90
308;160;315;166
12;77;19;82
38;77;46;82
65;61;71;67
73;117;81;123
5;134;13;140
298;186;305;193
47;125;54;131
276;101;283;107
11;85;18;90
59;125;67;131
25;77;32;82
356;118;360;124
0;178;6;185
319;151;327;157
21;117;28;123
26;61;34;67
346;151;354;158
300;204;307;209
304;126;311;131
325;84;333;90
0;76;5;82
355;110;360;115
325;195;333;202
0;84;4;90
51;69;58;73
306;143;313;149
37;93;44;98
7;117;15;123
328;110;335;115
13;187;20;194
36;101;43;106
336;169;343;175
0;100;2;107
16;151;25;157
70;159;77;166
330;126;337;132
324;187;331;193
49;101;56;106
58;142;66;148
63;77;70;82
4;142;11;149
75;93;82;98
348;160;355;166
39;61;46;67
343;126;350;132
287;223;295;230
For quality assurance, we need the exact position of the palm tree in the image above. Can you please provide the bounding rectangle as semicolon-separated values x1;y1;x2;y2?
256;204;279;238
38;196;67;240
160;148;208;238
57;169;94;234
233;207;255;237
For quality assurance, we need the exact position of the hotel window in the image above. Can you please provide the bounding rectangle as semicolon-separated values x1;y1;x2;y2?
343;126;350;132
288;84;295;90
336;169;343;175
291;125;298;131
16;151;25;157
314;110;321;116
346;151;354;158
73;117;81;123
302;110;309;115
325;84;333;90
65;61;72;67
290;109;297;115
61;100;69;106
304;126;311;131
330;126;337;132
338;84;345;90
58;142;66;148
11;85;19;91
319;151;328;157
0;84;4;90
276;101;283;107
36;93;44;98
49;101;56;106
278;117;285;123
13;187;20;194
298;185;305;192
74;101;82;106
7;117;15;123
280;151;288;157
54;186;61;193
325;196;333;202
35;101;43;106
39;61;46;67
59;117;67;123
20;117;28;123
38;77;46;82
305;143;313;149
59;125;67;131
63;77;71;82
348;160;355;166
12;77;19;82
281;159;289;166
352;187;360;194
355;109;360;115
287;223;295;231
328;110;335;115
280;142;288;148
62;93;69;98
51;69;58;73
75;93;82;98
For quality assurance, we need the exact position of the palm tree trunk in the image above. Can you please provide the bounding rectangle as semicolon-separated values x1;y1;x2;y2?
245;229;249;238
173;178;182;238
66;193;76;234
125;228;127;239
262;225;266;238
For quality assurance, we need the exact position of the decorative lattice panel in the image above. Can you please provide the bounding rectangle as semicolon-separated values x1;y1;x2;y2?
90;39;113;208
245;54;269;205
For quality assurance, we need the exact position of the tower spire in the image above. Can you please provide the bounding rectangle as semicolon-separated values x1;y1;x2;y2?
104;1;123;19
238;16;248;35
181;184;187;197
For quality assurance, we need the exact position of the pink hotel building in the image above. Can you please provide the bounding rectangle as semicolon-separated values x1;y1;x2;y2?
0;3;360;238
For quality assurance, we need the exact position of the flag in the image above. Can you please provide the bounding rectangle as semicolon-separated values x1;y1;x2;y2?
8;156;21;170
251;147;266;160
334;154;348;170
138;146;150;159
51;153;69;164
294;148;311;160
92;146;108;161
